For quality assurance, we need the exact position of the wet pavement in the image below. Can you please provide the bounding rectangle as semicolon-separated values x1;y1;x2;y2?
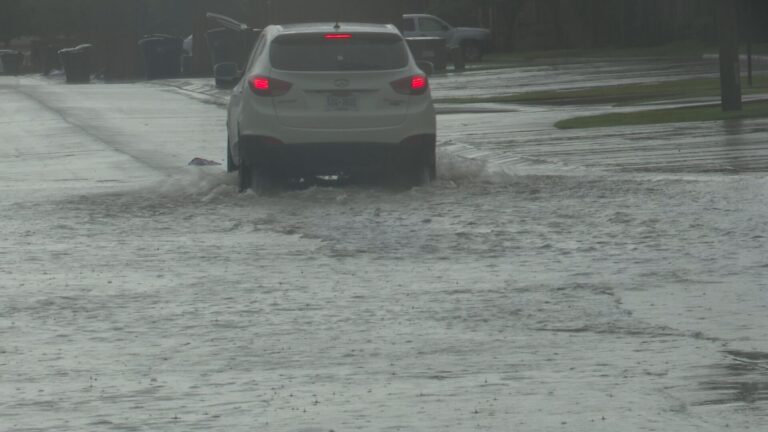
157;56;768;174
434;57;726;99
1;57;767;432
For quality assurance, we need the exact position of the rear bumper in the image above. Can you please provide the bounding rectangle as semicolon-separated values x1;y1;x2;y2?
238;95;436;146
239;135;435;177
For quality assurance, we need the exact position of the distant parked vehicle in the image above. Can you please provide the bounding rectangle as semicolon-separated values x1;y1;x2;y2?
402;14;492;62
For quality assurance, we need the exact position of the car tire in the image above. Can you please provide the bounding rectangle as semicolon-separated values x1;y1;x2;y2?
238;158;251;192
415;135;437;183
384;164;431;191
426;139;437;182
227;133;236;173
410;164;432;187
385;140;436;190
249;168;279;196
413;143;437;187
239;159;280;195
462;41;482;62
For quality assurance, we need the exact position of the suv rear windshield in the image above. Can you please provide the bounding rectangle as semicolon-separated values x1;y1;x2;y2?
271;34;409;71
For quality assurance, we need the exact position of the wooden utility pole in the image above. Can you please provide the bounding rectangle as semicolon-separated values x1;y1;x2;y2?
718;0;742;111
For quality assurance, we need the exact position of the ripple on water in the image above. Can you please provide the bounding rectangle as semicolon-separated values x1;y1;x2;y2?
692;351;768;408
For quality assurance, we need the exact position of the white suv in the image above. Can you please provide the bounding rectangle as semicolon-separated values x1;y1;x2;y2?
223;23;437;192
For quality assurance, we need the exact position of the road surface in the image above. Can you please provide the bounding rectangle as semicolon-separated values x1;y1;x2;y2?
1;63;767;432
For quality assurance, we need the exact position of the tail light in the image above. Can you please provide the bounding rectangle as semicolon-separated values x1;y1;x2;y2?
390;74;429;96
248;76;292;97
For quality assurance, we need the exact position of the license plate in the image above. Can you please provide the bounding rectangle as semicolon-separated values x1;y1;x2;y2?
326;94;357;111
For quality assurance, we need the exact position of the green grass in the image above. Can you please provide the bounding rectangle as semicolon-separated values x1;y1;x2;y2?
436;75;768;106
555;100;768;129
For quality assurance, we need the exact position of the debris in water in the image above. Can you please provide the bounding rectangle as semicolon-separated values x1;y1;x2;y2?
188;157;221;166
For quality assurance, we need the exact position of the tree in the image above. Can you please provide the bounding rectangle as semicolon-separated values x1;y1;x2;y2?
718;0;742;111
0;0;31;44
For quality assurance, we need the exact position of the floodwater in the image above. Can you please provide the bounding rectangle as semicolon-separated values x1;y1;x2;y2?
1;59;767;431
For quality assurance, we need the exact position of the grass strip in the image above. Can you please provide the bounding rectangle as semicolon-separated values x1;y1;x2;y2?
555;100;768;129
436;75;768;106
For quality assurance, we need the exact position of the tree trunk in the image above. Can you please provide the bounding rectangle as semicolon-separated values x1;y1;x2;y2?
718;0;742;111
191;0;212;77
96;0;142;82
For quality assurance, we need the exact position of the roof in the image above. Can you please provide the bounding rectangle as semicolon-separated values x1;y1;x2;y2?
403;14;439;19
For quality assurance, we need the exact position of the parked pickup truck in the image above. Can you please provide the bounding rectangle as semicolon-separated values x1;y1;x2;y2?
402;14;492;62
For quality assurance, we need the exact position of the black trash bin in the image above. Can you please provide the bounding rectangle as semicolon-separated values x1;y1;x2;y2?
58;44;93;83
406;37;448;72
138;35;183;80
0;50;24;75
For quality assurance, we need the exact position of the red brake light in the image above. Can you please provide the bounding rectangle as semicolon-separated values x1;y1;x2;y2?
325;34;352;39
391;74;429;96
248;76;292;97
251;77;269;91
411;75;427;91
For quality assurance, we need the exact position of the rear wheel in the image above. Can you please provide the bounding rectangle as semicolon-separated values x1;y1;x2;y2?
426;139;437;182
238;154;280;195
462;41;483;62
417;136;437;184
249;167;279;195
226;133;236;173
238;158;251;192
384;139;436;190
409;163;432;187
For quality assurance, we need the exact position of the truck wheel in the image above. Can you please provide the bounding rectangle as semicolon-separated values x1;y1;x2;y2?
462;41;482;62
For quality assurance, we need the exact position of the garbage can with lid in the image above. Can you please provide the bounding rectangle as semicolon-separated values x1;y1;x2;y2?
59;44;93;83
0;50;24;75
406;37;448;72
138;35;183;80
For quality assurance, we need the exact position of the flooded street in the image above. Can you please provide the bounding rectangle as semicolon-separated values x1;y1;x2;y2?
2;62;767;431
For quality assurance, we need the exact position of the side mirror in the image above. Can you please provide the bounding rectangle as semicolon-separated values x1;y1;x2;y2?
416;60;435;76
214;62;242;89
